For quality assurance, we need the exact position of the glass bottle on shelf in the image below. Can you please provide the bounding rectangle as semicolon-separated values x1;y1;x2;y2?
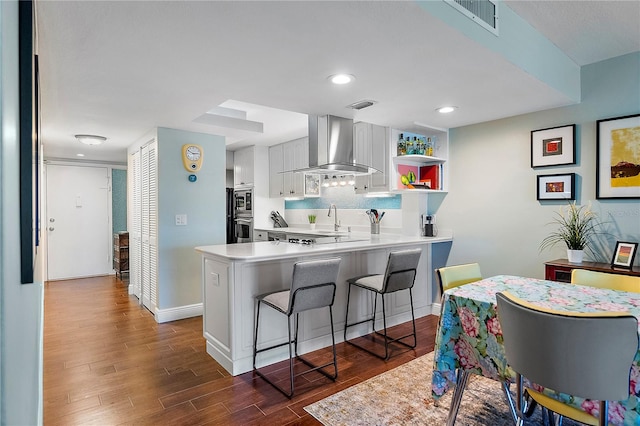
406;137;414;155
426;137;434;156
417;138;425;155
397;133;406;156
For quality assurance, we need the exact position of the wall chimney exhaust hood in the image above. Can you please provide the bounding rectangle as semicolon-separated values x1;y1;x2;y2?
300;115;377;175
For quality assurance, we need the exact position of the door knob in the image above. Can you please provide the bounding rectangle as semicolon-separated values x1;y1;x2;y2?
49;227;55;231
49;218;55;222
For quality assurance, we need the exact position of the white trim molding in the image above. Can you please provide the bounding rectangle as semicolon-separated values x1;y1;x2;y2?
155;303;203;323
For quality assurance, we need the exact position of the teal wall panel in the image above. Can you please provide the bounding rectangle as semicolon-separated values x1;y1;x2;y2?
112;169;127;233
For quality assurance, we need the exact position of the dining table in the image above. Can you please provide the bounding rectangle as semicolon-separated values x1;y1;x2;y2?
431;275;640;426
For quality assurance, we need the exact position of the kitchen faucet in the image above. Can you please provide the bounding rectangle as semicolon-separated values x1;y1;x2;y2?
328;204;340;231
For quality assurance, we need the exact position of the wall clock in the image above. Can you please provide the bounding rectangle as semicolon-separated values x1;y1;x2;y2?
182;144;203;172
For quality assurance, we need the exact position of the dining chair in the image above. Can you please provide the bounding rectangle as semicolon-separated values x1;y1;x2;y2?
343;248;422;360
496;291;638;426
571;269;640;293
253;257;341;398
435;263;482;295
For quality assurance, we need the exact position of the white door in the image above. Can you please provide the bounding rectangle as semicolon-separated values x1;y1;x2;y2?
46;164;112;280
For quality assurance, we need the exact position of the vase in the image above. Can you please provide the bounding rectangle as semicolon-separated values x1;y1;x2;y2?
567;249;584;264
309;223;316;230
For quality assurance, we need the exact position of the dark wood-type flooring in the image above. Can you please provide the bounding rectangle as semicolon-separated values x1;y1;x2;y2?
44;275;439;425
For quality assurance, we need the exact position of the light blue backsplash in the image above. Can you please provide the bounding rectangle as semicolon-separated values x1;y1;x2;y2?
112;169;127;233
285;186;401;209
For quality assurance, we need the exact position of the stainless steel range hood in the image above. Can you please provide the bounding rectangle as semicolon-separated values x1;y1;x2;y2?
302;115;376;175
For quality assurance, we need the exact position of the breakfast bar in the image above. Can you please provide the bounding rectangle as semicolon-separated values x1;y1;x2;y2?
196;233;451;375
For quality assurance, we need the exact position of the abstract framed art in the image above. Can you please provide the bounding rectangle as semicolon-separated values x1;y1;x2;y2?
596;114;640;199
531;124;576;168
536;173;575;201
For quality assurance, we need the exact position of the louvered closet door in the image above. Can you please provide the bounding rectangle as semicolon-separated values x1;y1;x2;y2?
147;142;158;314
139;141;158;314
130;151;142;299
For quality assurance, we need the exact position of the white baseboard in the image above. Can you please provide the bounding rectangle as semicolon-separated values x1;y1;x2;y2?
431;302;442;316
155;303;203;323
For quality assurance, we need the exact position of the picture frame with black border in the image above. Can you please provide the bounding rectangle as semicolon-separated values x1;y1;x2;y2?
596;114;640;199
531;124;576;168
536;173;575;201
611;241;638;270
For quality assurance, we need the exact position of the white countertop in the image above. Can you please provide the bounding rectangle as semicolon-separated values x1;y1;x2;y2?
254;226;348;237
195;233;452;262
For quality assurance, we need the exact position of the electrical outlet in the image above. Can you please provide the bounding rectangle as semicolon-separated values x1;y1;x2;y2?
175;214;187;226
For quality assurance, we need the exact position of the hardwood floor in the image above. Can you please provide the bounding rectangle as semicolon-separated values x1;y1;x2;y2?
44;275;439;425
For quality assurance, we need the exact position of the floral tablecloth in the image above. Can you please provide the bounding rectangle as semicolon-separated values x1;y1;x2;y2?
432;275;640;426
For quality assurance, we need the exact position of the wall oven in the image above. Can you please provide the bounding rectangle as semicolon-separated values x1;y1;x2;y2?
234;188;252;215
234;216;253;243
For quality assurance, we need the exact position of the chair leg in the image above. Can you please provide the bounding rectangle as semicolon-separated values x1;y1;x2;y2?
446;369;470;426
345;286;418;360
252;300;262;370
599;401;608;426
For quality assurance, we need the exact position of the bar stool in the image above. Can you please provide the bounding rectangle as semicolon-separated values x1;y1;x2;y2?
343;248;422;360
252;257;341;398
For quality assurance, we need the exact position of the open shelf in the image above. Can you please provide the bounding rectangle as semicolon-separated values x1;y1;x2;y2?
393;154;446;166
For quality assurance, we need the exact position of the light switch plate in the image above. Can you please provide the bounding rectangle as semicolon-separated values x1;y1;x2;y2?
175;214;187;226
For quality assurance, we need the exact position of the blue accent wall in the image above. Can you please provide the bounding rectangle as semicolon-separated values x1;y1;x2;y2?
112;169;127;233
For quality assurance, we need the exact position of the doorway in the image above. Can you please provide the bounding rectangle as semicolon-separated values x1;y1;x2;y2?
46;164;112;280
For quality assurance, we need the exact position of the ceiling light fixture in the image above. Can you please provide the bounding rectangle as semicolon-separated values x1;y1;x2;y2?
76;153;85;157
328;74;355;85
436;106;457;114
75;134;107;145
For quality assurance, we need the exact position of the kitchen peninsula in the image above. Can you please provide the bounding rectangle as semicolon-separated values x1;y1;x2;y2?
195;233;451;375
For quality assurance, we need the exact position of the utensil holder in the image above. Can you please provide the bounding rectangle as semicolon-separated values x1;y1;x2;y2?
371;223;380;234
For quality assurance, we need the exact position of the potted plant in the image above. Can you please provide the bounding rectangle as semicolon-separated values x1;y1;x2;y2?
308;214;317;230
540;202;600;264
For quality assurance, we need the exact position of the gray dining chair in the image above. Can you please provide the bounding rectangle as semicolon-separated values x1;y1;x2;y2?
343;248;422;360
496;291;638;426
253;257;341;398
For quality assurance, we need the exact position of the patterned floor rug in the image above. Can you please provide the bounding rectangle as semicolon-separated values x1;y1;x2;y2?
304;352;580;426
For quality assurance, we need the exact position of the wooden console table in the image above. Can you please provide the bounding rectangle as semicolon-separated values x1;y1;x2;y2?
545;258;640;283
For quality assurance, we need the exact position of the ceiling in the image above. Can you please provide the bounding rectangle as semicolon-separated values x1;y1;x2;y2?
35;1;640;163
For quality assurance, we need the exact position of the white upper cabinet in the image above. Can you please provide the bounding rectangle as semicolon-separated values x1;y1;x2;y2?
234;147;254;187
269;137;309;198
353;122;390;194
269;144;284;197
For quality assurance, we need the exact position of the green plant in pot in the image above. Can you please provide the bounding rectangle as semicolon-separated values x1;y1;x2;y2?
540;202;600;264
308;214;317;229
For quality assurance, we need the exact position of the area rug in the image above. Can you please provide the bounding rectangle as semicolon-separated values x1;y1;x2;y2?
304;352;580;426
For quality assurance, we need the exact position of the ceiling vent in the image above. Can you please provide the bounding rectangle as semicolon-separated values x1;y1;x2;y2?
445;0;499;35
347;100;377;110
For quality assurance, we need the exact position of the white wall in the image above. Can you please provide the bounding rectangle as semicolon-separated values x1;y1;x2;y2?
1;1;44;424
437;52;640;283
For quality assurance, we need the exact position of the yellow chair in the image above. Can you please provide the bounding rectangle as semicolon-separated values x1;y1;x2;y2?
571;269;640;293
497;291;638;426
435;263;482;294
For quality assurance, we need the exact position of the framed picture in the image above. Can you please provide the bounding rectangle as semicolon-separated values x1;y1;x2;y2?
596;114;640;199
536;173;575;201
531;124;576;168
304;174;321;197
611;241;638;269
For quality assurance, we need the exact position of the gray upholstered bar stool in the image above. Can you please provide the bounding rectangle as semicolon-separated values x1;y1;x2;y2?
252;257;341;398
343;248;422;360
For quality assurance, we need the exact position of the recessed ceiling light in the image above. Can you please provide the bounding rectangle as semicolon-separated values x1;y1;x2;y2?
437;106;457;114
328;74;355;85
75;134;107;145
76;153;85;157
